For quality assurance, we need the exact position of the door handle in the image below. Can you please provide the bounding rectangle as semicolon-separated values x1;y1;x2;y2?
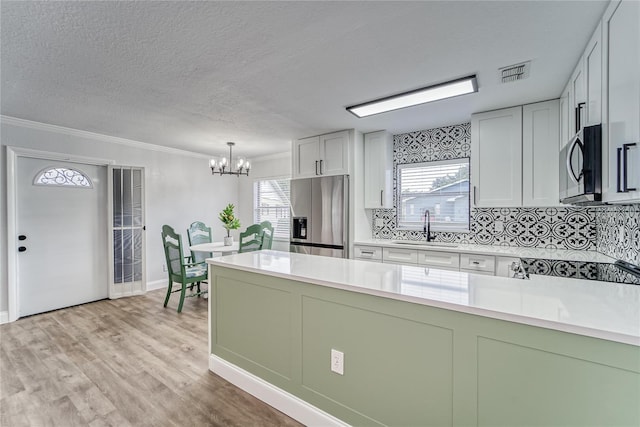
18;235;26;241
620;143;638;192
566;135;584;184
18;246;26;252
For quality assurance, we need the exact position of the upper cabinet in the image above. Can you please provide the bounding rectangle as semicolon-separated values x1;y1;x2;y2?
364;131;394;209
292;130;350;179
584;22;603;127
471;101;560;208
471;106;523;207
602;0;640;202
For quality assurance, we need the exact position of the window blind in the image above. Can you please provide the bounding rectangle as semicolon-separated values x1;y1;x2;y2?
254;179;290;240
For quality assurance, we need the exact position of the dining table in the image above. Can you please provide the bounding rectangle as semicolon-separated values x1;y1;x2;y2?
189;241;240;255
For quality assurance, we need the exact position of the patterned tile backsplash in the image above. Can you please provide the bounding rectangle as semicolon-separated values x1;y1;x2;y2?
372;121;639;263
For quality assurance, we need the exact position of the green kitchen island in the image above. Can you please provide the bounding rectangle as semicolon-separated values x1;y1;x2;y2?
207;250;640;427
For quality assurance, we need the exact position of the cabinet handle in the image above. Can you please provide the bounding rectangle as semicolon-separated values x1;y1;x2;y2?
315;160;319;175
473;186;477;205
617;147;622;192
319;159;323;175
361;251;374;255
472;261;480;265
575;102;585;133
620;143;637;192
380;190;383;206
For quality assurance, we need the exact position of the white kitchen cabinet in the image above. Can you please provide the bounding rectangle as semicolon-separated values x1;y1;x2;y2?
364;131;393;209
417;250;460;272
569;62;586;134
292;130;350;179
559;85;571;149
382;247;418;265
471;106;523;207
522;100;560;206
602;0;640;203
585;22;603;127
459;254;496;274
353;245;383;262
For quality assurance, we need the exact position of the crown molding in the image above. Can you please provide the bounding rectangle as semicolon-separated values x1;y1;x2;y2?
252;151;290;162
0;115;211;159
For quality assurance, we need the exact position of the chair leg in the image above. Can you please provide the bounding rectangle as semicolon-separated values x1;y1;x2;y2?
177;283;187;313
197;282;201;297
163;280;173;307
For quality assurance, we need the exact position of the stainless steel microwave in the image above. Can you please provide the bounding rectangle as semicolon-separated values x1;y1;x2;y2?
559;124;602;205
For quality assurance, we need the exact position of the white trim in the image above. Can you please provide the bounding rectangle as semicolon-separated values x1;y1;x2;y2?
209;355;348;427
1;115;211;159
146;279;167;291
0;311;9;325
6;146;113;323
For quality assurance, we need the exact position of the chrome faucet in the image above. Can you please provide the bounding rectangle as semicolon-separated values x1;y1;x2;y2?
423;209;432;242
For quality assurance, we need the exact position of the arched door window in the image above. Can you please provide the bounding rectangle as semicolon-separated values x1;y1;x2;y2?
33;166;93;188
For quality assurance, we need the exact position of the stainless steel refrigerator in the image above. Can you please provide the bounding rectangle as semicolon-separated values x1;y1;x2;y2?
290;175;349;258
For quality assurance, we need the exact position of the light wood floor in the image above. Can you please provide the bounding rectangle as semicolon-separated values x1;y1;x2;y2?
0;289;302;427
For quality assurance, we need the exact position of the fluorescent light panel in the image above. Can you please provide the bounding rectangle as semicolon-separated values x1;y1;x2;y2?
347;75;478;118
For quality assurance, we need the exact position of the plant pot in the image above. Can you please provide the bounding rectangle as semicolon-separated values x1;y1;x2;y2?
223;236;233;246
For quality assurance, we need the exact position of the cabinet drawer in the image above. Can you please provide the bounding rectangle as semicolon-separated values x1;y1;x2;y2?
383;248;418;265
417;250;460;269
354;245;383;261
460;254;496;273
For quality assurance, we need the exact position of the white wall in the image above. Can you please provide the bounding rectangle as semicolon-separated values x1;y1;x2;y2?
237;152;291;252
0;117;238;315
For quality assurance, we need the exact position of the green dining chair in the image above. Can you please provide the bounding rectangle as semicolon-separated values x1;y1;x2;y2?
260;221;274;250
161;225;207;313
187;221;213;264
238;224;264;253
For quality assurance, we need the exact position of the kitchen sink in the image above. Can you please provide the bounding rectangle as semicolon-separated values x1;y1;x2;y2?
390;240;459;249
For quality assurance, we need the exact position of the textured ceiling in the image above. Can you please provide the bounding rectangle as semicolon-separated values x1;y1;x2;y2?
1;1;608;158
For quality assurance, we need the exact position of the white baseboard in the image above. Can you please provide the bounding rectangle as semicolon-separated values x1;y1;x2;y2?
146;279;167;291
0;311;9;324
209;355;348;427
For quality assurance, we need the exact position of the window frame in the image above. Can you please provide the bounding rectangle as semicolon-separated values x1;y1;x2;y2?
253;177;291;241
396;157;470;232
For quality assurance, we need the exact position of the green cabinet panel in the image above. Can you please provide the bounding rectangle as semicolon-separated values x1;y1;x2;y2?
301;296;453;427
209;266;640;426
215;276;293;380
477;337;640;426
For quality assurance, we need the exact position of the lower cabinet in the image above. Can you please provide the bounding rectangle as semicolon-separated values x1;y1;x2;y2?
460;254;496;274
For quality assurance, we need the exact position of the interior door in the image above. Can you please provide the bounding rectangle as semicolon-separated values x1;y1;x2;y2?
16;157;108;317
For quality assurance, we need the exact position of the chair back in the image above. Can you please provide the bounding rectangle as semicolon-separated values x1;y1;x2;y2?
238;224;264;253
161;225;184;280
187;221;212;264
260;221;274;250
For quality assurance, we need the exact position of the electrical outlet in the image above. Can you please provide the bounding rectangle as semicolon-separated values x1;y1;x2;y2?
619;226;625;242
375;218;384;228
331;349;344;375
494;221;504;233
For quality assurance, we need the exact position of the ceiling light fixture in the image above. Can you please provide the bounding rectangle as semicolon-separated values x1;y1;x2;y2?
346;75;478;118
209;142;250;176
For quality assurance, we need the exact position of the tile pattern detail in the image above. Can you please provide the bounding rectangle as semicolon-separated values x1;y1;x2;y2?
373;122;598;251
595;204;640;266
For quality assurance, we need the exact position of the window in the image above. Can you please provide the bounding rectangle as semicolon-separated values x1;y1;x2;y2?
397;158;470;231
254;178;290;240
34;167;92;188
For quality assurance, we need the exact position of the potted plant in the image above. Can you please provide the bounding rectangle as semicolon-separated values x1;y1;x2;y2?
219;203;241;245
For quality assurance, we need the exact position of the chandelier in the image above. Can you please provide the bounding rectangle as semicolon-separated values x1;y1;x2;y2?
209;142;250;176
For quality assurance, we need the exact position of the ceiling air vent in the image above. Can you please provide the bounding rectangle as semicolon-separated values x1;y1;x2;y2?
499;61;530;83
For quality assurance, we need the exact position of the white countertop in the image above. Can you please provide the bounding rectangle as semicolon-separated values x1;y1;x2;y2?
209;250;640;346
354;239;618;263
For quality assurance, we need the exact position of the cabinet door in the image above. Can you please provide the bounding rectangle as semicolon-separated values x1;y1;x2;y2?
382;247;417;265
560;86;571;149
603;0;640;202
459;254;496;274
293;136;320;179
417;250;460;271
585;22;603;127
570;63;586;134
522;100;560;206
319;131;349;176
471;106;523;207
364;131;393;208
